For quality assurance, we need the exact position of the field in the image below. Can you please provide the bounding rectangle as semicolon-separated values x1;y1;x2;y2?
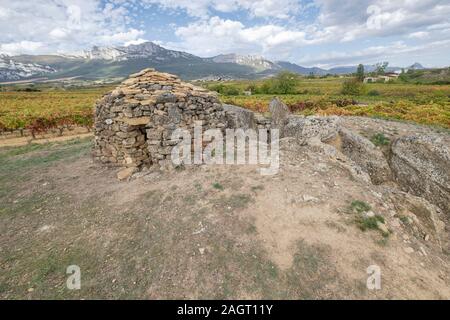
0;78;449;138
0;86;113;136
209;78;450;129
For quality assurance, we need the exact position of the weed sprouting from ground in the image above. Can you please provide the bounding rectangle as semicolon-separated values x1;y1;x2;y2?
350;200;371;213
348;200;389;238
212;182;224;191
396;214;411;225
251;185;265;192
357;215;385;232
371;133;390;146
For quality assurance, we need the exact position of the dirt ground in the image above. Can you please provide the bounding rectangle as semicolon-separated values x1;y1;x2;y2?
0;127;92;148
0;117;449;299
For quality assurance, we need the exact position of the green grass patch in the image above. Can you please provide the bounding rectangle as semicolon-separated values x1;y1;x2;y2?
0;138;91;174
212;182;224;191
350;200;372;213
357;215;385;232
371;133;390;146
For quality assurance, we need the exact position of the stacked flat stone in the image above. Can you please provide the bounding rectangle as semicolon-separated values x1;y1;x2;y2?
93;68;226;170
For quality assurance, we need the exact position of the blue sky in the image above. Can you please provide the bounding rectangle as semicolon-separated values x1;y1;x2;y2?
0;0;449;68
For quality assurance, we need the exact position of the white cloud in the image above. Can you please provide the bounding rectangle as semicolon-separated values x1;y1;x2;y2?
99;29;145;45
0;0;448;67
142;0;300;19
124;38;150;46
298;39;450;67
168;16;315;58
0;0;144;55
408;31;430;39
314;0;450;42
0;6;10;19
164;0;450;63
49;28;69;40
0;41;44;55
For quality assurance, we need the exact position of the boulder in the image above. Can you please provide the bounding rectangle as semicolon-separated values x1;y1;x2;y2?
390;191;447;248
269;98;290;130
222;104;256;129
338;128;391;185
117;167;137;181
390;135;450;215
282;115;340;142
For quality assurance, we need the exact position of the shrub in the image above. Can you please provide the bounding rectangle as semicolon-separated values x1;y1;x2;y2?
357;215;385;232
274;71;300;94
341;78;367;96
368;90;381;96
258;71;300;94
208;84;240;96
222;86;240;96
212;182;224;191
351;200;371;213
371;133;390;146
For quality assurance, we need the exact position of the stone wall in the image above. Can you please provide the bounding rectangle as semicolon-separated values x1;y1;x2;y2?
93;68;227;169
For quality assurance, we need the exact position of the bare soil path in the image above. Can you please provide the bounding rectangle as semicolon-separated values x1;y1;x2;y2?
0;118;449;299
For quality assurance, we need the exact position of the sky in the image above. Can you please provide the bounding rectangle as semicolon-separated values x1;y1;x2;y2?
0;0;449;68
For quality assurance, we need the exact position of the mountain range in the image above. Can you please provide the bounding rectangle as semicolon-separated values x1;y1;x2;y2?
0;41;427;83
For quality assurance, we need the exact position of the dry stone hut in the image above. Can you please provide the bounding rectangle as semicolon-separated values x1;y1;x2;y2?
93;68;337;178
93;68;228;172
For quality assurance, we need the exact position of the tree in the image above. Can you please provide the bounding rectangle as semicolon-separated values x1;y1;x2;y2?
356;64;365;82
273;71;300;94
341;78;367;96
375;62;389;75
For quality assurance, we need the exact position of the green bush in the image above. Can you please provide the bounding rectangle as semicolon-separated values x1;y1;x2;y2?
222;86;240;96
274;71;300;94
358;215;385;231
368;90;380;96
351;200;371;213
258;71;300;94
371;133;390;146
212;182;224;191
208;84;240;96
258;81;274;94
341;78;367;96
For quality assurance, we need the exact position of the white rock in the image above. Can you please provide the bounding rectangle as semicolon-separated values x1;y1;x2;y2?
420;246;428;256
376;221;389;234
117;167;137;181
303;195;319;202
365;211;376;218
404;247;414;254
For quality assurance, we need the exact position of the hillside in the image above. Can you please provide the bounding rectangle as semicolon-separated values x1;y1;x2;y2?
0;42;438;83
399;68;450;84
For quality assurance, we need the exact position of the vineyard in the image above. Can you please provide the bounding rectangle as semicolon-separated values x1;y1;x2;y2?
0;87;112;137
214;79;450;129
221;94;450;129
0;79;449;140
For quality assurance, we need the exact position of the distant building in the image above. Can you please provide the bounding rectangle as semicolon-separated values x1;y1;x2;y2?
364;73;399;83
363;77;378;83
384;72;400;79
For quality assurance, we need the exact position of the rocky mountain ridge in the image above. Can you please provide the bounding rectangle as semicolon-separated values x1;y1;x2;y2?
0;41;431;82
0;54;56;82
